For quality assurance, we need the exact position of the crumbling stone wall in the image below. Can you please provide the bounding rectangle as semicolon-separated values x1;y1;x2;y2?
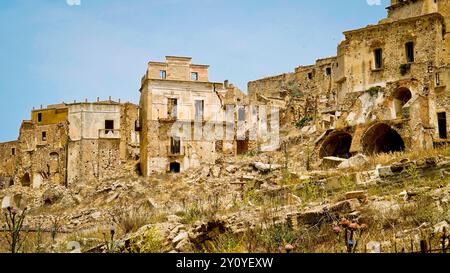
13;119;69;188
250;1;449;159
248;57;338;131
120;103;140;161
0;141;17;176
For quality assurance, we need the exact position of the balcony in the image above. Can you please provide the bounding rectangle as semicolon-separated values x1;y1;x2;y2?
99;129;121;139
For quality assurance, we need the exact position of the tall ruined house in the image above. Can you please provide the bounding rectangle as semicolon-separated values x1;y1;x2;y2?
249;0;450;159
139;56;249;176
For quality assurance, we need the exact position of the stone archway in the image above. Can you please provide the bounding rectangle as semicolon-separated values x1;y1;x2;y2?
393;87;412;118
319;131;353;159
21;173;31;187
361;123;405;155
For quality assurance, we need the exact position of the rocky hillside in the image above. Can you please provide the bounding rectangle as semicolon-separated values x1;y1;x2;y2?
1;131;450;253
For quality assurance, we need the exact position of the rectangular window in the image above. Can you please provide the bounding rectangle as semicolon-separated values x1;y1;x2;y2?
307;72;313;80
160;70;166;79
134;120;140;131
105;120;114;134
238;107;246;121
42;132;47;141
436;73;441;86
405;42;414;63
438;112;447;139
170;137;181;155
38;113;43;123
195;100;204;121
11;148;15;156
191;72;199;81
168;98;178;119
326;67;332;76
374;48;383;69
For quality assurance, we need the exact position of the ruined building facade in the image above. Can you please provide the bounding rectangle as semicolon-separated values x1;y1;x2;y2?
249;0;450;160
139;56;252;175
1;0;450;185
0;100;140;189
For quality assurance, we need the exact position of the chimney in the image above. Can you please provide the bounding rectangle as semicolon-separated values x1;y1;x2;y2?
224;80;229;88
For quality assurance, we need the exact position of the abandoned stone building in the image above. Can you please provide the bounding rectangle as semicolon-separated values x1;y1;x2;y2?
249;0;450;160
139;56;256;175
1;0;449;184
0;100;140;189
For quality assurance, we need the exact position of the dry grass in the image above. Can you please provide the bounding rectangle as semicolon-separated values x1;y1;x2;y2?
368;146;450;167
111;207;150;234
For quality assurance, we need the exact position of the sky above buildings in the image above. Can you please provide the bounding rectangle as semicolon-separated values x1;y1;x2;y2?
0;0;388;141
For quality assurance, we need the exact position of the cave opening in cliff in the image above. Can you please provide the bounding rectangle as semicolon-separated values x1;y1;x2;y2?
319;131;353;159
362;123;405;155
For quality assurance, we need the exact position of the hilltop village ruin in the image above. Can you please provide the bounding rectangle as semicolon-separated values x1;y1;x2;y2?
1;0;449;190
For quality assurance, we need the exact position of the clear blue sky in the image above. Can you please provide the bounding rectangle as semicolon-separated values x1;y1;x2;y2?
0;0;388;142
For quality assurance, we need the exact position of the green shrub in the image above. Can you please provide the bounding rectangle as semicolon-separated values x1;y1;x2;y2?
295;116;313;129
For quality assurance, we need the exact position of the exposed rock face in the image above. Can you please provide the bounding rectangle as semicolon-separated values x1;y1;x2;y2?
42;185;66;205
338;155;369;170
252;162;282;173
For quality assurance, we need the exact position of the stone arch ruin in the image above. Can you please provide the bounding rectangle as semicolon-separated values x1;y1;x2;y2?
361;123;405;155
393;87;412;118
319;131;353;159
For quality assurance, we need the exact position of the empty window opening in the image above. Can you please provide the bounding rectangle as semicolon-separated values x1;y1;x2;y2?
11;148;15;156
405;42;414;63
191;72;199;81
436;73;441;86
170;137;181;155
169;162;181;173
215;140;223;153
361;123;405;155
42;132;47;141
21;173;31;187
168;98;178;119
238;107;245;121
438;112;447;139
326;67;332;76
237;140;249;155
160;70;166;79
307;72;313;80
319;131;353;159
37;113;43;122
134;120;141;131
374;48;383;69
393;88;412;118
195;100;204;121
105;120;114;134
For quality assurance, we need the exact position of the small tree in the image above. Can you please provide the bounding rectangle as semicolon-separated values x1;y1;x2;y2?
103;227;116;253
2;206;28;253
